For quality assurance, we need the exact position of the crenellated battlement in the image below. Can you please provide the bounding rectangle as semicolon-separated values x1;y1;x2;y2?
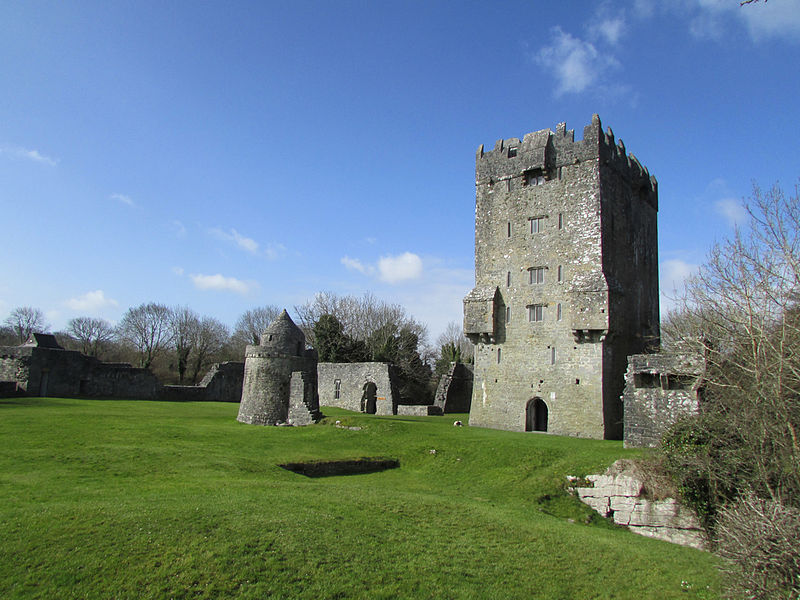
476;114;657;206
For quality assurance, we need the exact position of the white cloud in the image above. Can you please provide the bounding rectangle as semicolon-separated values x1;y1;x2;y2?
378;252;424;284
341;256;375;276
715;197;747;226
592;17;626;45
535;27;619;96
65;290;119;312
172;266;185;276
0;145;58;166
661;259;699;294
190;273;256;295
738;0;800;42
110;193;135;207
209;227;284;259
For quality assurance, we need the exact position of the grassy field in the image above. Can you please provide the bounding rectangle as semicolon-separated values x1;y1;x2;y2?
0;398;719;599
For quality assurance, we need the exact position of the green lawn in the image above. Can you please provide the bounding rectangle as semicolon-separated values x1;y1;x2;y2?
0;398;719;599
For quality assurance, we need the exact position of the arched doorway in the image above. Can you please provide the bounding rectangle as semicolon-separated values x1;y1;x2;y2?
362;382;377;414
525;397;548;432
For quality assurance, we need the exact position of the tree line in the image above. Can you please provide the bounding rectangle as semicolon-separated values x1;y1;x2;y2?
1;292;472;400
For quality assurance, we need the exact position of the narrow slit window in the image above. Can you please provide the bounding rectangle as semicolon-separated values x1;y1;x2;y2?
550;347;557;365
334;379;341;399
506;306;511;324
557;303;562;321
506;271;511;287
497;348;502;363
558;213;563;229
557;265;563;282
507;221;511;238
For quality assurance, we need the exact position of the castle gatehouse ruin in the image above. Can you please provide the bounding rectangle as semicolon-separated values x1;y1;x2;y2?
464;115;660;439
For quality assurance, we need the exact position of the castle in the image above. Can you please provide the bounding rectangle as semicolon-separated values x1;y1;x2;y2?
464;115;660;439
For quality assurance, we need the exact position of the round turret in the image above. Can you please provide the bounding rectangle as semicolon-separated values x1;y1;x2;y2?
260;309;305;356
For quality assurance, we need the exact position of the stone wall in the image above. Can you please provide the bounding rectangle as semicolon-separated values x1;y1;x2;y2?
0;344;159;399
317;362;400;415
572;460;706;549
432;362;473;414
159;362;244;402
623;352;704;448
465;115;659;439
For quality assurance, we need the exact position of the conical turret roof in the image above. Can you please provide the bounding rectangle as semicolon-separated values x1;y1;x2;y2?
260;309;306;355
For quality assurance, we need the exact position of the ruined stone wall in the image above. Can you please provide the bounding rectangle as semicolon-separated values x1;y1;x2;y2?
465;115;658;439
433;362;473;414
623;353;704;448
159;362;245;402
0;345;159;399
317;362;398;415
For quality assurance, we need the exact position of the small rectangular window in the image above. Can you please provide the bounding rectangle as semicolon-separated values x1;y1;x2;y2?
506;306;511;324
529;267;544;284
557;303;562;321
557;265;563;282
525;169;546;186
558;213;563;229
550;347;557;365
334;379;341;399
529;217;545;234
507;147;518;158
497;348;502;363
527;304;544;322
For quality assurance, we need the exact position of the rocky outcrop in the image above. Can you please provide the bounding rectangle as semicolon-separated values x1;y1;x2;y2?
571;460;706;549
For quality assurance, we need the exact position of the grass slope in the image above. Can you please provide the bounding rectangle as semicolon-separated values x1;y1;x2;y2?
0;398;719;599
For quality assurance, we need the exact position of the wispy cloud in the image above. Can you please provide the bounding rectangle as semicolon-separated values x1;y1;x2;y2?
110;193;136;207
65;289;119;312
341;256;375;276
172;266;185;276
535;27;619;96
0;145;59;166
172;220;187;238
590;16;626;45
189;273;257;295
209;227;284;259
715;197;747;227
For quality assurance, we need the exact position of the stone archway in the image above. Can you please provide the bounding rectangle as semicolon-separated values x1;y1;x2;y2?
525;397;548;432
362;381;378;414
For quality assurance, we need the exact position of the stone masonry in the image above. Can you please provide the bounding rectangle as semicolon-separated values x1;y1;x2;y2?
317;362;401;416
465;115;659;439
237;310;321;426
623;351;704;448
572;460;707;549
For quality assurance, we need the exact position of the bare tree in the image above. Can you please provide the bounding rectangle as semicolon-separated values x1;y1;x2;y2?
190;316;230;384
231;305;281;350
67;316;115;357
170;306;200;383
116;303;174;369
4;306;50;344
296;291;428;351
435;321;474;362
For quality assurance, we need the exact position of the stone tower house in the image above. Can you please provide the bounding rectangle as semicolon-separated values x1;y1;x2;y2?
237;310;321;426
464;115;659;439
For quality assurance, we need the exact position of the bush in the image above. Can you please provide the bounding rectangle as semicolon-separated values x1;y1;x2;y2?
715;493;800;600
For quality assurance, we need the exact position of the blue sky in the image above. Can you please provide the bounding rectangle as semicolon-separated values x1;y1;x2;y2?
2;0;799;344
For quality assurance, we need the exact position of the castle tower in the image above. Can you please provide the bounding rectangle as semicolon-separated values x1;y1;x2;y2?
464;115;659;439
237;310;321;426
